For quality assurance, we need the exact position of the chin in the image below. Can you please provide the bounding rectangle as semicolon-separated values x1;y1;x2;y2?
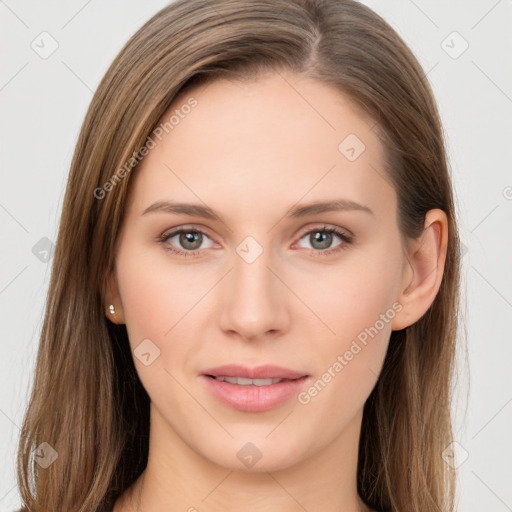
198;435;308;473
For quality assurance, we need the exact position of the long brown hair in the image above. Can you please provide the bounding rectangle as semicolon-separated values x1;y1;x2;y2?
17;1;461;510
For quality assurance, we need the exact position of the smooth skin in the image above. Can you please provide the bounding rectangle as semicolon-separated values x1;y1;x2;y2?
108;71;448;512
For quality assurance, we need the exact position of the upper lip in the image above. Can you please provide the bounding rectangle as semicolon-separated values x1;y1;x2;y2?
202;364;308;380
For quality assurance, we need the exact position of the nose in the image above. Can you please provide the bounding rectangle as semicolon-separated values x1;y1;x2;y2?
218;242;290;342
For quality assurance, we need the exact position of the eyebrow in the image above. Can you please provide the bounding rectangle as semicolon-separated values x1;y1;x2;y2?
141;198;374;221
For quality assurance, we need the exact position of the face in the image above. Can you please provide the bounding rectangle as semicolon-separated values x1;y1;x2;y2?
110;71;408;472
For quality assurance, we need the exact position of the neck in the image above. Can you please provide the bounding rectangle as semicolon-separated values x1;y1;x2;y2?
115;403;372;512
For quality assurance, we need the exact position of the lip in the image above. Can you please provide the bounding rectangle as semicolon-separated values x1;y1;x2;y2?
201;364;310;412
201;364;307;380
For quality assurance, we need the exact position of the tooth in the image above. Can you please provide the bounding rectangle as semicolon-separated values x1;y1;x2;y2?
252;378;274;386
236;377;253;386
214;376;285;386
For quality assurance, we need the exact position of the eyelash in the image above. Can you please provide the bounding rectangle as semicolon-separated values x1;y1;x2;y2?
157;225;353;258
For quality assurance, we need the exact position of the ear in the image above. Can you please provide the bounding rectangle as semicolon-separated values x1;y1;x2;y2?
392;209;448;331
103;268;125;325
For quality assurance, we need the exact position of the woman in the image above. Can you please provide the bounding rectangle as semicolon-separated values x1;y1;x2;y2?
16;0;461;511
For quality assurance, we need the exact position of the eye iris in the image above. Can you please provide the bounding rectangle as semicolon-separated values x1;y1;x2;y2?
180;231;202;250
311;231;332;250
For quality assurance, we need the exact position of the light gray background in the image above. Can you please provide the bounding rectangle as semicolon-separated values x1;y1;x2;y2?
1;1;511;510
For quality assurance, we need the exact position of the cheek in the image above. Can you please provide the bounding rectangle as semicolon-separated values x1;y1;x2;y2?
115;244;225;392
114;249;206;413
294;290;395;438
292;246;402;404
295;248;401;347
116;242;212;338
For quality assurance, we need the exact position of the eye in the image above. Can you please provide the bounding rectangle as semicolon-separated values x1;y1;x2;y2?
158;227;215;257
158;224;353;258
295;225;353;255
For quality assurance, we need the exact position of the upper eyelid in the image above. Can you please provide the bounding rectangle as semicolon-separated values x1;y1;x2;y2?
161;224;216;242
296;224;352;238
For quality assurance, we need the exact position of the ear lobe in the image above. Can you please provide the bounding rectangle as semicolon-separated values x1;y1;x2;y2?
103;269;125;325
391;209;448;331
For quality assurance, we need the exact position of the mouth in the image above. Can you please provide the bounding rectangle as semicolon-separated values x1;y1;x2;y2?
204;375;302;386
201;363;308;380
200;365;310;412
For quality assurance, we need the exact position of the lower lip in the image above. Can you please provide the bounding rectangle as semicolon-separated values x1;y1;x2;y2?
201;375;310;412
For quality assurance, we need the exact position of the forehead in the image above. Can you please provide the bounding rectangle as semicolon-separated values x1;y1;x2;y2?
127;72;395;220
